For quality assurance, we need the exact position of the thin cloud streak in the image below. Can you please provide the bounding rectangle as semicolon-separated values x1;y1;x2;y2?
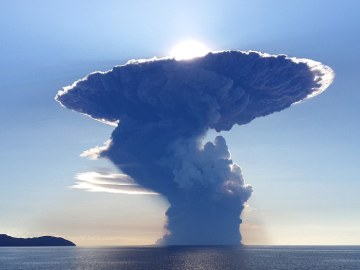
72;171;158;195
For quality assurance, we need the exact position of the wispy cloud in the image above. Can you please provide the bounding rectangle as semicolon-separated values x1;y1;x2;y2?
72;171;157;195
80;140;111;160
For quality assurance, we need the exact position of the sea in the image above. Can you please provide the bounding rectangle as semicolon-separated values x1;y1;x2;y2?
0;246;359;270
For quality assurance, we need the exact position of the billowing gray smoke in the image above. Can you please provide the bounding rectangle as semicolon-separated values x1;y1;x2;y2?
56;51;333;245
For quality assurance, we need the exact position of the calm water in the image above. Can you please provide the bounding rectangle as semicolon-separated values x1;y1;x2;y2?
0;246;359;270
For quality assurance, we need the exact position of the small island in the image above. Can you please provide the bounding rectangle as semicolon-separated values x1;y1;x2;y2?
0;234;76;247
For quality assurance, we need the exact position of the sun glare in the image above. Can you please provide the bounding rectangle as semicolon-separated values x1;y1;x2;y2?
170;40;210;60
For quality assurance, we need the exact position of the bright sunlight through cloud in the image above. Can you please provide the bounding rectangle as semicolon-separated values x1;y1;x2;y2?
170;40;210;60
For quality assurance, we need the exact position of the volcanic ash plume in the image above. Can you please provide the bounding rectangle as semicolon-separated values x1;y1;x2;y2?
56;51;334;245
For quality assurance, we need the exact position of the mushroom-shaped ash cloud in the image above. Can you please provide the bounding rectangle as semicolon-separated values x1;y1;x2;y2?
56;51;333;245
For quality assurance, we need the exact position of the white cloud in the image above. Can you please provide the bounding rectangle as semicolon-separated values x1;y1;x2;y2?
72;171;158;195
80;140;111;160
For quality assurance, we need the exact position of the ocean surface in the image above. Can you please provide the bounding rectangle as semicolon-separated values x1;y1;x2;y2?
0;246;359;270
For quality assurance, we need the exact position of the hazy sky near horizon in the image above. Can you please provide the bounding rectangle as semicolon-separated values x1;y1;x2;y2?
1;0;359;246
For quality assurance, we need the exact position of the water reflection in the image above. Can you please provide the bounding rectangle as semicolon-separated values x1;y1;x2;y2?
0;245;359;270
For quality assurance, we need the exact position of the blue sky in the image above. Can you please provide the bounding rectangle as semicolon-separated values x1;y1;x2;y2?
1;0;359;245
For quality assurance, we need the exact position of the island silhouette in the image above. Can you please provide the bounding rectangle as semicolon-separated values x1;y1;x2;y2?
0;234;75;247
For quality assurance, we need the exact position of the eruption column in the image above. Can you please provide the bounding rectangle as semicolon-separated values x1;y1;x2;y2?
56;51;333;245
